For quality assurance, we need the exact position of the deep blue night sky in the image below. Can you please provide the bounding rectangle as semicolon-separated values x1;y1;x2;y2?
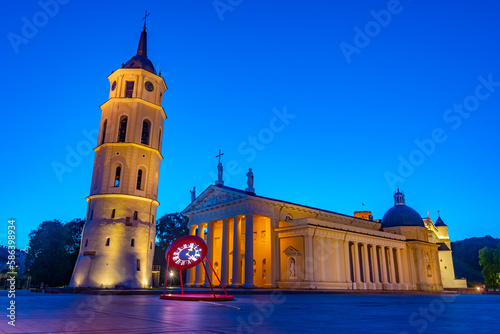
2;0;500;248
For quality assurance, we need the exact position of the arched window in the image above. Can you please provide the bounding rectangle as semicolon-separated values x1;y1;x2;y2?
106;238;110;246
136;259;141;271
118;116;127;142
111;209;115;218
101;119;107;145
125;81;134;98
85;238;88;247
131;239;135;247
141;120;151;145
158;128;162;150
114;166;121;187
133;211;138;220
136;169;143;190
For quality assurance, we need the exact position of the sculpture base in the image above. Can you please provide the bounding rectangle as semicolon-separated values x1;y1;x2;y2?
160;294;234;301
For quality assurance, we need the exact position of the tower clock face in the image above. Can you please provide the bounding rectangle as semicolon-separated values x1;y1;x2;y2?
145;81;154;92
166;235;207;270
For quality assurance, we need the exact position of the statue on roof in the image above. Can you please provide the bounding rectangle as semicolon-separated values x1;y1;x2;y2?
190;187;196;202
246;168;255;193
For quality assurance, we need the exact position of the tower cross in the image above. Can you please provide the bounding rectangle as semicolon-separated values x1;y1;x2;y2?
142;10;150;29
216;149;224;164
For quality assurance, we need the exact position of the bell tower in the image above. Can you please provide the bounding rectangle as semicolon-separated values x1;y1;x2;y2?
70;23;167;288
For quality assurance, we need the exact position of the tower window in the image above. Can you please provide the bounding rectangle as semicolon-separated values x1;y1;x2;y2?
111;209;115;218
85;238;88;247
137;259;141;271
90;210;94;220
152;215;155;224
126;217;131;226
133;211;138;220
150;241;153;249
106;238;110;246
118;116;128;142
141;120;151;145
125;81;134;98
101;119;107;145
131;239;135;247
136;169;143;190
114;166;121;187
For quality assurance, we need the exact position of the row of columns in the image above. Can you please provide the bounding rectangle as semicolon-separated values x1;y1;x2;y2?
185;214;259;288
347;241;405;289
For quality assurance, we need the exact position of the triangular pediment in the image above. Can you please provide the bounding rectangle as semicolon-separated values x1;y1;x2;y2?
182;186;247;213
283;246;301;255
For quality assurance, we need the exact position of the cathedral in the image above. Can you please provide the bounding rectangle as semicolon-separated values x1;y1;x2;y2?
181;171;467;291
69;22;466;291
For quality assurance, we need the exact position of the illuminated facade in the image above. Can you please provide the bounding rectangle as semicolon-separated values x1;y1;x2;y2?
69;26;167;288
182;184;464;291
424;216;467;288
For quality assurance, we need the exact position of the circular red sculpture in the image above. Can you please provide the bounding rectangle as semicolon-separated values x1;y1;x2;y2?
165;235;207;270
160;235;234;302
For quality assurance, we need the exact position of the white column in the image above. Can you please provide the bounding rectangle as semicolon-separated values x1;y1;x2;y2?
304;232;314;282
334;239;341;282
194;223;205;287
362;243;370;287
344;240;351;284
353;242;361;286
380;246;388;285
242;214;256;288
371;245;380;286
388;247;397;285
230;216;241;287
396;248;404;286
202;221;214;287
185;224;197;287
220;218;229;286
270;217;279;288
320;237;326;282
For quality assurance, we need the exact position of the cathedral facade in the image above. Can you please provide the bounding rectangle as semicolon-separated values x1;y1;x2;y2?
70;25;166;288
182;180;465;291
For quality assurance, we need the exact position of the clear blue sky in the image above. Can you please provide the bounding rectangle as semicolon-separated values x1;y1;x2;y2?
2;0;499;249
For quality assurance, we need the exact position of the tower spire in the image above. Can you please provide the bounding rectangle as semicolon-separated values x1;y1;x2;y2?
136;26;148;57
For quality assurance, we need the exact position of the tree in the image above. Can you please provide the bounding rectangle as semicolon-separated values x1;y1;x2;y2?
154;213;189;284
479;245;500;291
156;213;189;250
26;219;84;287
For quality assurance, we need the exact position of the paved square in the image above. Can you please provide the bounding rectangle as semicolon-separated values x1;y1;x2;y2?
1;291;499;333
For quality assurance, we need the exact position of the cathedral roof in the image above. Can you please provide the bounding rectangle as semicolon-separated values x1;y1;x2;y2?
382;190;425;228
435;216;447;227
123;28;156;74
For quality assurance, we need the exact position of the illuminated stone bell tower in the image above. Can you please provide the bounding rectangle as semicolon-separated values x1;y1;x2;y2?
70;24;167;288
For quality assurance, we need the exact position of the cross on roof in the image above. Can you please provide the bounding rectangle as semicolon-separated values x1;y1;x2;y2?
216;149;224;164
142;10;150;29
